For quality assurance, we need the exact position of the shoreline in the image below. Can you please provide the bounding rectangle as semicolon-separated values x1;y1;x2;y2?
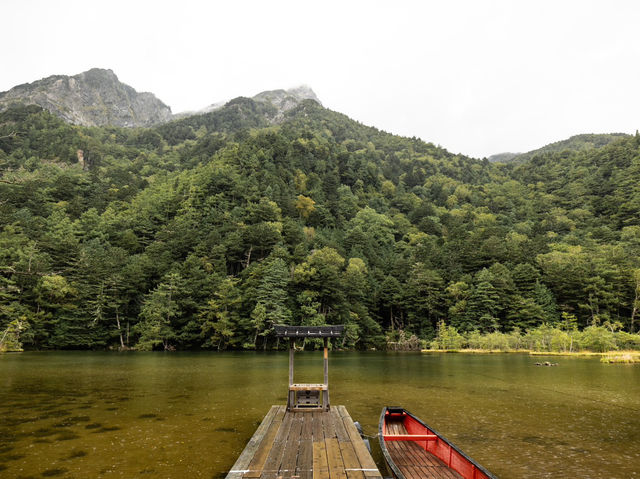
421;349;640;363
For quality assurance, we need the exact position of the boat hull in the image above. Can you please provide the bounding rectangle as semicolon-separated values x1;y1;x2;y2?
379;407;496;479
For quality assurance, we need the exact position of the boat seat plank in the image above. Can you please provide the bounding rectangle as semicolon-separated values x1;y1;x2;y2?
384;434;438;441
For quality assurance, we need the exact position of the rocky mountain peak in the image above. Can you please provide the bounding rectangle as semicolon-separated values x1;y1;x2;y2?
251;86;321;122
197;85;321;119
252;85;321;108
0;68;172;128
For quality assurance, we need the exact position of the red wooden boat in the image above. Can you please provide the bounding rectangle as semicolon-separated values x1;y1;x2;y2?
379;407;497;479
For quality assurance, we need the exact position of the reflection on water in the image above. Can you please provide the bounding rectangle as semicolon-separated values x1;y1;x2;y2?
1;352;639;478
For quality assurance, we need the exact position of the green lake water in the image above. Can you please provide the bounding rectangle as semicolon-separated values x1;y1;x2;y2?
1;352;639;478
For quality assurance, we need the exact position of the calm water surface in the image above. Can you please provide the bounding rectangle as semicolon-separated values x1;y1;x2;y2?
1;352;639;478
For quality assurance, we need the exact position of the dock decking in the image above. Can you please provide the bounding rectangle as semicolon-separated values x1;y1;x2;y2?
226;406;383;479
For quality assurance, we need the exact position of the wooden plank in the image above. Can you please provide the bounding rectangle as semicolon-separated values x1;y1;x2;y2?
392;439;440;467
280;412;304;478
331;408;349;443
313;439;330;479
226;406;282;479
244;406;287;478
297;437;314;479
312;411;324;442
259;410;295;479
322;408;337;440
385;434;438;441
387;420;404;435
290;384;328;391
397;465;422;479
339;441;365;479
289;339;295;386
297;412;314;479
387;439;463;479
323;338;329;410
326;437;347;479
301;410;314;438
404;465;433;479
338;406;381;479
414;442;447;467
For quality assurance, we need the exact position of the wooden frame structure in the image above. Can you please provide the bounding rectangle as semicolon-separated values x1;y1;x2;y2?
274;325;344;412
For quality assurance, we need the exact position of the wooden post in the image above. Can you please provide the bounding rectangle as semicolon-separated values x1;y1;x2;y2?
323;337;329;411
288;338;295;411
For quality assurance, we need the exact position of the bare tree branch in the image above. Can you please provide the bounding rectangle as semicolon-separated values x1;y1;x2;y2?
0;131;16;140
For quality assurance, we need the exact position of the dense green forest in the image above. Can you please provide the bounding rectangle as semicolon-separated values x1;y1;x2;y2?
1;100;640;351
490;133;630;164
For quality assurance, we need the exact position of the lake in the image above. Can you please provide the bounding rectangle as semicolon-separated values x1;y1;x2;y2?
0;351;638;478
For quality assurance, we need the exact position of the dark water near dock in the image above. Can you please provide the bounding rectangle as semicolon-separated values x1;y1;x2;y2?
1;352;638;478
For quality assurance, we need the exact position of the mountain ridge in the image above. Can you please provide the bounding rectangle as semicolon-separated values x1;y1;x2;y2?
489;133;630;164
0;68;323;132
0;68;632;162
0;68;173;128
173;85;321;120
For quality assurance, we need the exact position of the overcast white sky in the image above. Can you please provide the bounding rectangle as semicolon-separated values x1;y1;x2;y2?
3;0;640;158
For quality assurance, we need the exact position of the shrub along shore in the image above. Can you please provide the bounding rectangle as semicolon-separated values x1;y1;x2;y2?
415;319;640;363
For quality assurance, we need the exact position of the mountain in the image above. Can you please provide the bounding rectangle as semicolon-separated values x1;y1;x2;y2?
153;91;324;147
251;85;321;115
487;152;520;163
1;75;640;352
0;68;172;127
510;132;640;229
491;133;630;164
0;68;322;130
180;85;322;120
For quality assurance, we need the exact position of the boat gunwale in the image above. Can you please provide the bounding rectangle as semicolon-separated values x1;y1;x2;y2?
378;406;497;479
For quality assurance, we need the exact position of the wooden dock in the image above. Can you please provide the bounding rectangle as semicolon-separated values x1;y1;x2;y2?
226;405;383;479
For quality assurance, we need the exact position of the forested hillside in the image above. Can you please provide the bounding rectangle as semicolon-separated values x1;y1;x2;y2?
1;100;640;351
490;133;630;164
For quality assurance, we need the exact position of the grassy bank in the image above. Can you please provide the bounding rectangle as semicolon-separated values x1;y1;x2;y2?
529;351;602;357
421;348;529;354
600;351;640;363
420;349;581;355
422;349;640;363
